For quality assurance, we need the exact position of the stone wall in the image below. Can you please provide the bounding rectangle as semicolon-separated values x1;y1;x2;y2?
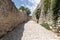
0;0;27;37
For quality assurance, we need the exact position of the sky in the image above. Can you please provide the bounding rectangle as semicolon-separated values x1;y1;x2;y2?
12;0;40;15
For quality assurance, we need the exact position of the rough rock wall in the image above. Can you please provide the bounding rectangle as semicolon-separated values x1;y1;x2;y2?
32;11;37;22
0;0;27;37
32;0;60;27
39;0;52;25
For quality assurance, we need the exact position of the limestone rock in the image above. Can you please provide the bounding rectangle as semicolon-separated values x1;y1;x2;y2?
32;0;60;26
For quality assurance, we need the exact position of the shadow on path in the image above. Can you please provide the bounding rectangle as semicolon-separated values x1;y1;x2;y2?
0;22;26;40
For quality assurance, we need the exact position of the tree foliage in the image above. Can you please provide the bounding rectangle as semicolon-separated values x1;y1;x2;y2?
19;6;25;11
19;6;31;16
25;8;31;16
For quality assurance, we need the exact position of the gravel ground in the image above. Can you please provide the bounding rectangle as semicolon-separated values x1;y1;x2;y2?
0;20;59;40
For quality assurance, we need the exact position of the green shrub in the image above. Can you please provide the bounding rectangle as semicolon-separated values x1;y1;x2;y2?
41;23;50;30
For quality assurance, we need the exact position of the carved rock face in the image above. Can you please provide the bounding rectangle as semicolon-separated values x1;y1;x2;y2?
32;0;60;26
0;0;27;37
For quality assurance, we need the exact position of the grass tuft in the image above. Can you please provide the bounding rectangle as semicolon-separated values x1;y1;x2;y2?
41;23;50;30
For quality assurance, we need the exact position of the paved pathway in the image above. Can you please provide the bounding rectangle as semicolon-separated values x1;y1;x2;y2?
0;20;59;40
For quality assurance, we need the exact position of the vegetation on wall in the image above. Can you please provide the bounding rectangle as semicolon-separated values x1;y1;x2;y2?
43;0;50;15
35;9;40;23
51;0;60;27
35;9;40;19
33;0;60;33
